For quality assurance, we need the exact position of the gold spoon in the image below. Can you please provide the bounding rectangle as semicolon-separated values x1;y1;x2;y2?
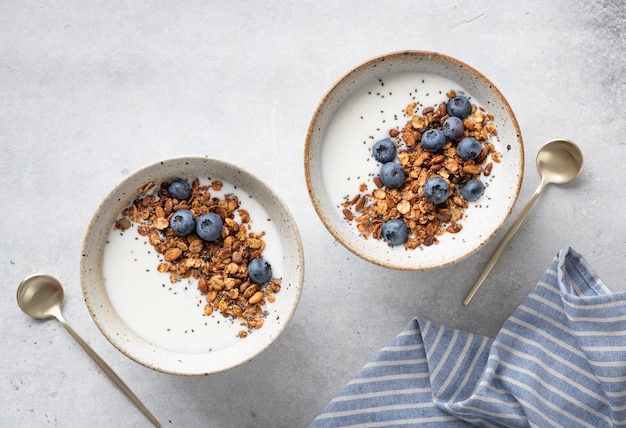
17;273;161;427
463;139;583;305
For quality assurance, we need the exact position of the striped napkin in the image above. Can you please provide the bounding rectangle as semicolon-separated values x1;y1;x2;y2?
310;247;626;427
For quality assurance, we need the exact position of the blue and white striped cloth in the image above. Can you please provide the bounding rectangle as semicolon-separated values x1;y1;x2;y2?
311;247;626;427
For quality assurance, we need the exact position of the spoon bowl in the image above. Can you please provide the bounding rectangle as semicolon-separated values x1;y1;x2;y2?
17;274;161;427
536;139;584;186
463;139;583;305
17;274;64;319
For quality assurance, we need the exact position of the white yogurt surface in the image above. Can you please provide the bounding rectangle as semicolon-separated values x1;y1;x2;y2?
321;71;499;247
102;179;284;354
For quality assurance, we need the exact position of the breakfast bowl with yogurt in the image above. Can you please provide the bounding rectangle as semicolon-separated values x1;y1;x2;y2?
305;51;524;270
81;157;304;375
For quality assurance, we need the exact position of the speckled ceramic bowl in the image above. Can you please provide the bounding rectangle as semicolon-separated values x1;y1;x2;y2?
305;51;524;270
81;157;304;375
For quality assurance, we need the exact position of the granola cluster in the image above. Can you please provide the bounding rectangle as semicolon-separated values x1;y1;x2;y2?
342;90;501;249
115;179;281;338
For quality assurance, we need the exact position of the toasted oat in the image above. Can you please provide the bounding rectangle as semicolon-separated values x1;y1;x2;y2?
115;178;281;337
342;92;500;249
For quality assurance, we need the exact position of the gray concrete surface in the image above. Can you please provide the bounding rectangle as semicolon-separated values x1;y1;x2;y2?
2;1;625;427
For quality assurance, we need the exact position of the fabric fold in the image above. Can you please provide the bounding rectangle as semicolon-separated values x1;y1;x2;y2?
310;247;626;427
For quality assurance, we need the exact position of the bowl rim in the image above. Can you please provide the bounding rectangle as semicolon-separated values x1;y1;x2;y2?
304;50;524;270
80;155;305;375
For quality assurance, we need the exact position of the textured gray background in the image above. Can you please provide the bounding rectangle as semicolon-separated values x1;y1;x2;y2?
2;1;625;427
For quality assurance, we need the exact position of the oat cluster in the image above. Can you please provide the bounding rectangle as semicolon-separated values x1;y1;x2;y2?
115;179;281;338
342;90;501;249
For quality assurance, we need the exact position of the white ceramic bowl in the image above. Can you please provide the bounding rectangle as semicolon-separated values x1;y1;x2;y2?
81;157;304;375
305;51;524;270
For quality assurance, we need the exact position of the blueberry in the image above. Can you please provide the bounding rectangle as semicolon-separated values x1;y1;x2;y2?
421;129;446;152
379;162;405;189
423;177;450;204
462;178;485;201
446;95;472;119
457;137;482;160
373;138;397;163
169;209;195;236
168;178;191;200
442;116;465;141
248;258;272;284
196;212;223;241
382;219;408;247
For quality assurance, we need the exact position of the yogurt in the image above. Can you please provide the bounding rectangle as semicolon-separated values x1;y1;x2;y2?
321;71;498;244
102;179;284;354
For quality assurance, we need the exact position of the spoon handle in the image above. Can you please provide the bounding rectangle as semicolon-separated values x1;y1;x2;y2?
462;181;548;306
58;318;161;427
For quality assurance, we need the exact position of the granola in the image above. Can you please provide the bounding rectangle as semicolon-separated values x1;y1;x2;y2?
342;90;501;249
115;178;281;337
